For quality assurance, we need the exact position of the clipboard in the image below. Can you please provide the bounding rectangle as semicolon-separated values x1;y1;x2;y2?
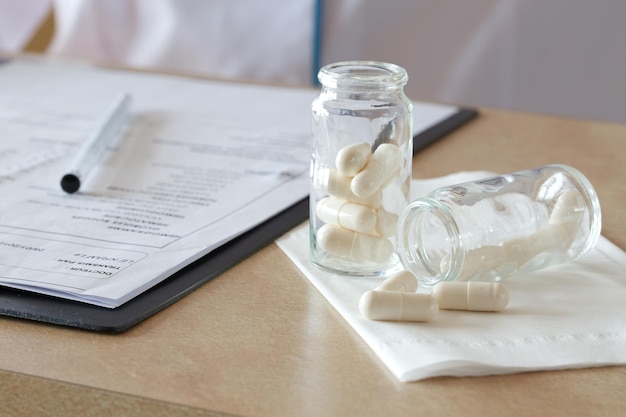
0;107;478;333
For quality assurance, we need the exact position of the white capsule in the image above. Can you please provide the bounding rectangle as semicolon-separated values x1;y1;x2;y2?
359;291;438;322
375;207;399;237
441;245;509;281
324;169;352;199
316;224;393;263
351;143;402;197
375;270;418;292
336;142;371;176
443;227;575;281
431;282;509;312
504;224;574;266
549;190;585;225
316;198;377;233
504;190;586;261
548;190;586;247
348;188;383;209
323;169;382;208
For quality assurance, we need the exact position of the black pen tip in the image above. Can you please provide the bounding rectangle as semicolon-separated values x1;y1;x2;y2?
61;174;80;194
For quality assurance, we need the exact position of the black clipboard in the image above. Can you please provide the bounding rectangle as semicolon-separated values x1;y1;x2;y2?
0;107;478;332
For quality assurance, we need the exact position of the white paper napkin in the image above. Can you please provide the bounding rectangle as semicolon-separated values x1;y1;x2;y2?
276;172;626;381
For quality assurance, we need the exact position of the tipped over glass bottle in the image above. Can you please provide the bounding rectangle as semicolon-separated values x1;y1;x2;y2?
310;61;413;276
396;165;602;286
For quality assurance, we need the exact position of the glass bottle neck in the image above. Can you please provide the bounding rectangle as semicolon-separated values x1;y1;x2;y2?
318;61;408;92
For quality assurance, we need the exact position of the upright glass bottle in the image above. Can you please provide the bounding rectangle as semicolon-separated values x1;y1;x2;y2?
310;61;413;276
396;165;602;286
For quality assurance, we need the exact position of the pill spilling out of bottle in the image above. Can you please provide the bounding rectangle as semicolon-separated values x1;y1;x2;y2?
358;270;511;322
355;164;603;323
396;165;601;287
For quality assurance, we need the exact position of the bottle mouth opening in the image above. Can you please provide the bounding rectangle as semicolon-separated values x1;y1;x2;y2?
396;198;462;287
318;61;409;89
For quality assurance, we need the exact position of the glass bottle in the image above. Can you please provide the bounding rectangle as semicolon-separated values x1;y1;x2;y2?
396;164;602;286
310;61;413;276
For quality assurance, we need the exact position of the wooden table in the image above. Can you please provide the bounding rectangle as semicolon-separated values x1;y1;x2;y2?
1;107;625;417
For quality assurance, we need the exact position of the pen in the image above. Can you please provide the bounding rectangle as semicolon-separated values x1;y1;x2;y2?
60;93;131;194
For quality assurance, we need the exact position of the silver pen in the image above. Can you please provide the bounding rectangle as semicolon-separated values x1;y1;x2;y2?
60;93;131;193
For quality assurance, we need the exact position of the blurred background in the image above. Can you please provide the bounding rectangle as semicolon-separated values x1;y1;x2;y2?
2;0;625;124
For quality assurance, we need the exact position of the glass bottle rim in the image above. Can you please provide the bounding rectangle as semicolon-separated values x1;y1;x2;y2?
396;197;463;286
318;61;409;90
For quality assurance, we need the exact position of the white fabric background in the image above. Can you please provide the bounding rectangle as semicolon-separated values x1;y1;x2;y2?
2;0;626;122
